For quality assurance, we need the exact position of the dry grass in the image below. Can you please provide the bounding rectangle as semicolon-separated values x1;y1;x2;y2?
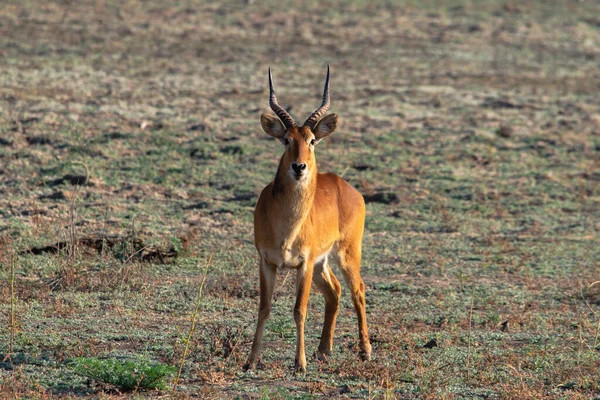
1;0;599;398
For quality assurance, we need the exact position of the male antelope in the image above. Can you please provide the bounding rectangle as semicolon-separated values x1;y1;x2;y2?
245;66;371;373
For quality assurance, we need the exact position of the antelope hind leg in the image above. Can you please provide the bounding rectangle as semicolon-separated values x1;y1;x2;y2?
312;256;341;358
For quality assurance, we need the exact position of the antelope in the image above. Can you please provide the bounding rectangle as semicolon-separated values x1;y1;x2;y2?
245;66;371;373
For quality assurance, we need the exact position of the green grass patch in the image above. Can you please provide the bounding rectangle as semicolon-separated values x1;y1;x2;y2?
68;356;176;392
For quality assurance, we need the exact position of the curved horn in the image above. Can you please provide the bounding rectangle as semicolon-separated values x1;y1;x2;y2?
268;67;295;129
303;65;331;130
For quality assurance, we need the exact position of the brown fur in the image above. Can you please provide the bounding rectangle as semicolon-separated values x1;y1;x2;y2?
245;121;371;373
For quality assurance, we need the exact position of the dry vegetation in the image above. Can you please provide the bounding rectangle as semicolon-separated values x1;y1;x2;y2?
1;0;600;398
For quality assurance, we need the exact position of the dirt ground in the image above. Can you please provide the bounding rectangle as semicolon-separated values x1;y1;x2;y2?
1;0;600;398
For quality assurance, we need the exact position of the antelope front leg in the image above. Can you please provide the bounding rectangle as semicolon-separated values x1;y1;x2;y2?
245;258;276;371
293;258;314;372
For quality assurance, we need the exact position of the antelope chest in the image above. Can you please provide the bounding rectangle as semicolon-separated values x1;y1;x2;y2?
262;246;305;269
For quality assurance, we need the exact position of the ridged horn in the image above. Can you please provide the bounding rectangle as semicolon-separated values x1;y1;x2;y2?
303;65;331;130
268;67;295;129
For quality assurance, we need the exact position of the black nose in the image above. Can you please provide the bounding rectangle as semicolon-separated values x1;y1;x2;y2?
292;163;307;174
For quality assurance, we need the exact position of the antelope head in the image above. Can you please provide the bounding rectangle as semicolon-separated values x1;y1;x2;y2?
260;66;338;183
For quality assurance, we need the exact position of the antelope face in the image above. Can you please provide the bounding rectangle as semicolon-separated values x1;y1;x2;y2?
261;117;338;182
260;66;339;183
283;126;315;182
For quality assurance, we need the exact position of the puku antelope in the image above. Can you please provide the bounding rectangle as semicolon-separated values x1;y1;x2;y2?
245;66;371;373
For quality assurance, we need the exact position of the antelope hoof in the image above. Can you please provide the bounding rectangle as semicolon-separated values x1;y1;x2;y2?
294;359;307;373
243;358;265;371
359;341;372;361
315;349;331;362
243;360;266;371
359;349;371;361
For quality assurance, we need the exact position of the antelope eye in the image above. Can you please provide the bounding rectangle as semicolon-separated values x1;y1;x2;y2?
310;139;316;145
284;138;290;145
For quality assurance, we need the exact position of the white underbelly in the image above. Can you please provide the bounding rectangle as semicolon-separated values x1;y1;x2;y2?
261;246;333;269
262;247;304;269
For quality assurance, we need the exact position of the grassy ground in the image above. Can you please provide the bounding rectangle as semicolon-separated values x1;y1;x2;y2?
1;0;600;398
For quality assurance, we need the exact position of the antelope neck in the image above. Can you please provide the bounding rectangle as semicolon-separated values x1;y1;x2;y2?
270;161;317;247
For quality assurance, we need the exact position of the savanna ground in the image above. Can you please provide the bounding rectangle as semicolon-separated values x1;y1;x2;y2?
1;0;600;398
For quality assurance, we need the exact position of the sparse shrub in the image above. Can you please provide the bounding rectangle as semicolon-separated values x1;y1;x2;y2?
169;235;183;255
69;356;176;391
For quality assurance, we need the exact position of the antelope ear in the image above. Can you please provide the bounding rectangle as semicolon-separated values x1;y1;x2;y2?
314;114;338;140
261;113;286;139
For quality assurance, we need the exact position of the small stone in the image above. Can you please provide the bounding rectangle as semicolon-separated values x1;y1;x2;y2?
496;124;513;138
